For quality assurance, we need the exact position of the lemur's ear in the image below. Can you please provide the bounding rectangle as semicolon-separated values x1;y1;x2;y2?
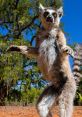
57;7;63;18
39;3;45;12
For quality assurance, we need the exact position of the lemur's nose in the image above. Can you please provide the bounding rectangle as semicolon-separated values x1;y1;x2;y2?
46;15;53;23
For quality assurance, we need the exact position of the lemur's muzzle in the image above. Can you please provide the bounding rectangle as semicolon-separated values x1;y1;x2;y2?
46;15;53;23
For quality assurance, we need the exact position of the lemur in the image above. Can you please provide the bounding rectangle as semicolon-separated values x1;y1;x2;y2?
7;4;82;117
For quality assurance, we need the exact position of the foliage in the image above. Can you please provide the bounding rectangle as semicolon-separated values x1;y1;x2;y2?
75;79;82;105
4;87;43;106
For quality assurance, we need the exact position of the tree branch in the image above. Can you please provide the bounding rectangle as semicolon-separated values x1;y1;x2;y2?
0;21;13;25
15;0;20;8
30;35;36;45
20;15;38;33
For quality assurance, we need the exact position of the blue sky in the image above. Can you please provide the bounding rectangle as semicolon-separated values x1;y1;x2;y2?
62;0;82;44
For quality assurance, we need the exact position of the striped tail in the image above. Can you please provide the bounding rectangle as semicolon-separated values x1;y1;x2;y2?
73;44;82;83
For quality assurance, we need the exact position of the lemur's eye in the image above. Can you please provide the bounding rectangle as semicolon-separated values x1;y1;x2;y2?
43;11;49;18
53;12;57;18
59;13;62;17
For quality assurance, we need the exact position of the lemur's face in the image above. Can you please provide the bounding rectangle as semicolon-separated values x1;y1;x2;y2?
39;4;63;29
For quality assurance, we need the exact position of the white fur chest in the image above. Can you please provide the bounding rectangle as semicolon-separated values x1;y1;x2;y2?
37;37;57;77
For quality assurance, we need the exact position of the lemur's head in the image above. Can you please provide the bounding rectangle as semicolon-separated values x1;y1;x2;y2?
39;4;63;29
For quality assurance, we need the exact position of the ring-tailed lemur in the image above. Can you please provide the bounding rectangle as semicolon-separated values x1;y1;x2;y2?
7;4;82;117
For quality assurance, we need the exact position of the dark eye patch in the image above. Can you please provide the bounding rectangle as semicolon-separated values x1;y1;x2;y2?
52;12;57;18
59;13;62;17
43;11;49;18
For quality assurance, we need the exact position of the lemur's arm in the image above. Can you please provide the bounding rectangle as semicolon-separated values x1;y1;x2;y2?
7;45;39;58
56;30;74;58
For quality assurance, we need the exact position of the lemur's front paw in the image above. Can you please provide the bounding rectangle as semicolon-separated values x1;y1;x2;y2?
7;45;28;55
7;45;21;52
61;46;74;58
61;46;70;53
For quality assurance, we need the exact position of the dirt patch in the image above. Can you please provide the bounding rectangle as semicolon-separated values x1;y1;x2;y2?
0;106;82;117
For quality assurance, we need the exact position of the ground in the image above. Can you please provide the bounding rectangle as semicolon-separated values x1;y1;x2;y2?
0;106;82;117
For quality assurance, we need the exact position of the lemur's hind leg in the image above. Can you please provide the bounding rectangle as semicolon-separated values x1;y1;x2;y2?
36;84;58;117
59;96;74;117
58;81;76;117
